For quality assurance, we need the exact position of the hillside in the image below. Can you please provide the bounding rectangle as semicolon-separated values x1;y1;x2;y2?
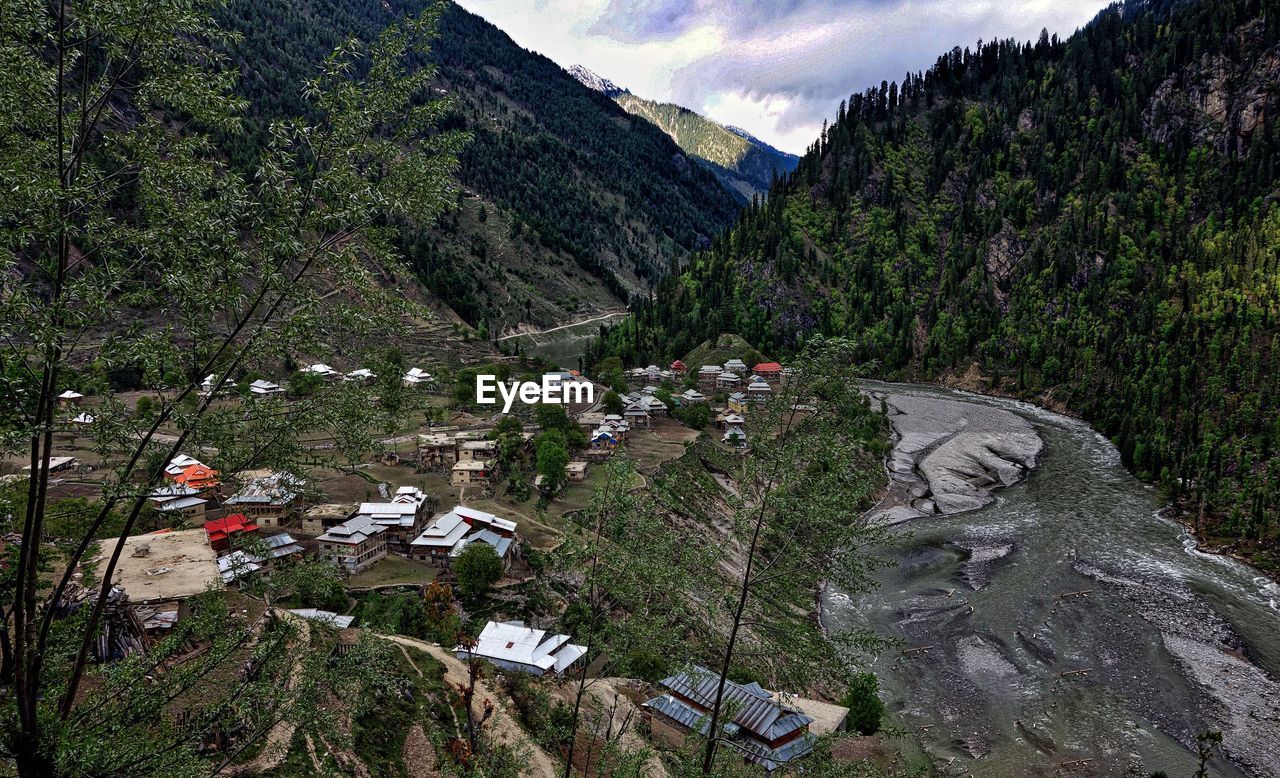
570;66;800;200
215;0;741;333
588;0;1280;567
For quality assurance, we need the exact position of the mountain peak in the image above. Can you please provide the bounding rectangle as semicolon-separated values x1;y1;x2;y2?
567;64;628;97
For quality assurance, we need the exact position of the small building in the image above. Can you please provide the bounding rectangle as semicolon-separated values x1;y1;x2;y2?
722;426;747;448
21;456;80;474
722;358;748;376
402;367;432;388
165;454;205;478
299;503;357;537
248;379;284;397
302;363;339;379
642;666;824;772
223;471;302;527
670;359;687;375
697;365;723;390
589;429;620;457
57;390;84;407
565;461;588;482
171;463;220;493
203;514;259;554
344;368;377;382
409;505;518;567
199;374;218;396
680;389;707;405
417;433;457;470
316;515;388;573
288;609;355;629
747;381;772;405
727;392;748;414
458;620;586;677
577;412;606;432
716;372;742;391
623;403;651;429
457;439;498;462
70;412;95;426
717;412;746;430
451;460;491;487
642;395;669;418
754;362;783;381
148;484;208;522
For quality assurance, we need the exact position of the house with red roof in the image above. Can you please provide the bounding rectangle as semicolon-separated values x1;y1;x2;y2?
753;362;783;382
204;513;259;554
670;359;687;374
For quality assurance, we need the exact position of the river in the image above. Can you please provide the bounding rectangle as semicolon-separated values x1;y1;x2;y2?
823;382;1280;777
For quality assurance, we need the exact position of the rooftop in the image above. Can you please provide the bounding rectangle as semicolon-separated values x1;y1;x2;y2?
100;529;221;602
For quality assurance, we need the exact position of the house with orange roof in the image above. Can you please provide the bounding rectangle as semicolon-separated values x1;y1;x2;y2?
753;362;783;381
172;463;220;492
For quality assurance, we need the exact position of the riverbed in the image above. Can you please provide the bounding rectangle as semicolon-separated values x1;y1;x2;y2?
824;382;1280;777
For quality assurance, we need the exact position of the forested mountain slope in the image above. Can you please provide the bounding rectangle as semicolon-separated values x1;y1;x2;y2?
567;65;799;200
589;0;1280;565
215;0;740;332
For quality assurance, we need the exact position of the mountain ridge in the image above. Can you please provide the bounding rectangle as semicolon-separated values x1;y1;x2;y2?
568;64;799;200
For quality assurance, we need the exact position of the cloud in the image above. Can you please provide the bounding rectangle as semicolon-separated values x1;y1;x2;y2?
456;0;1109;154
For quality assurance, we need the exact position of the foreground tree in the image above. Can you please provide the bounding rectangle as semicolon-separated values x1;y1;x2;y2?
0;0;463;771
690;338;892;774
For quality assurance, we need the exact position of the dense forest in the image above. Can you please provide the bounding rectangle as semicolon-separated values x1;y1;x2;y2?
588;0;1280;566
214;0;741;330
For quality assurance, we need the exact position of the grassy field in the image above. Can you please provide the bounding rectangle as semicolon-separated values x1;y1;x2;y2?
347;554;439;589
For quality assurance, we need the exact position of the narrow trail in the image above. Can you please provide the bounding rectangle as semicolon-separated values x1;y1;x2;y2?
381;634;560;778
225;611;311;776
496;310;626;341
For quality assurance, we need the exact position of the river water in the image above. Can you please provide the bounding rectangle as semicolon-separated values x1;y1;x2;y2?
823;382;1280;777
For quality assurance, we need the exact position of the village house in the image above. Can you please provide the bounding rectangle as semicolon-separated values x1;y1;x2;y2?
602;415;629;438
344;368;376;382
203;514;259;554
301;363;339;380
747;379;773;405
451;460;491;487
680;389;707;405
643;666;825;772
754;362;783;382
148;484;208;522
565;461;589;482
723;358;748;376
350;486;430;551
199;374;218;396
223;471;302;527
316;515;388;573
716;372;742;391
409;505;518;567
57;389;84;407
248;379;284;397
727;392;749;414
458;620;586;677
723;426;748;448
623;402;651;429
22;456;80;474
417;433;457;470
217;532;304;584
577;412;606;433
589;428;620;457
402;367;431;388
641;395;669;417
457;439;498;462
71;412;95;426
171;463;220;493
670;359;687;375
299;503;357;537
697;365;723;390
717;411;746;431
101;529;222;604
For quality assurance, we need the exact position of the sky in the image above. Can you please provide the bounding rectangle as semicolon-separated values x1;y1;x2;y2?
455;0;1111;155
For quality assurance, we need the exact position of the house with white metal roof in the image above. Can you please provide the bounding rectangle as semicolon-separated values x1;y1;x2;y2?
317;516;387;573
224;471;303;527
350;485;429;550
458;620;586;677
248;379;284;396
410;506;518;567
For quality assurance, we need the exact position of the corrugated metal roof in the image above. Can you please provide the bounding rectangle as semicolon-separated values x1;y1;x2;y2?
656;666;812;740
